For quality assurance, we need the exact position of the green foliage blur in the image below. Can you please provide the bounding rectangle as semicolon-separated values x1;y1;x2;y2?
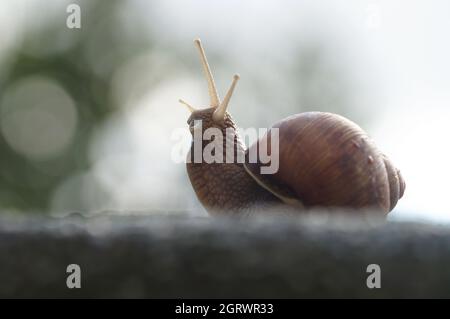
0;1;151;212
0;1;359;215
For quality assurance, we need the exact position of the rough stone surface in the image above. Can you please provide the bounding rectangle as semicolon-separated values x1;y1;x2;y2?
0;213;449;298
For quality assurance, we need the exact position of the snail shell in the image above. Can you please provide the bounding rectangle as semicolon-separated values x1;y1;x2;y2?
244;112;405;215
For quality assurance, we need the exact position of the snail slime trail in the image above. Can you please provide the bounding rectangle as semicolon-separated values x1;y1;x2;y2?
179;38;405;217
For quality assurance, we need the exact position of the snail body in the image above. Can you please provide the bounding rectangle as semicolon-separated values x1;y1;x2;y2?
180;39;405;217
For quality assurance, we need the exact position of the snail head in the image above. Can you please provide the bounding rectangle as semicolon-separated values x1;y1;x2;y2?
179;38;240;136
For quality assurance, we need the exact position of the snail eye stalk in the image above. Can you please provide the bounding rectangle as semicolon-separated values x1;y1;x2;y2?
179;39;239;121
213;74;240;123
194;38;220;108
179;99;196;113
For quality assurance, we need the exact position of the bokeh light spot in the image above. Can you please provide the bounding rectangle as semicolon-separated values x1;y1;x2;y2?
0;76;78;160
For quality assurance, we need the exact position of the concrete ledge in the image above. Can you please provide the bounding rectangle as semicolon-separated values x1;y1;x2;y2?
0;214;449;298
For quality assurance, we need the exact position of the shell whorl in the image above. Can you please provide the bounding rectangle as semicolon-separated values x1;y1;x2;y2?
245;112;404;214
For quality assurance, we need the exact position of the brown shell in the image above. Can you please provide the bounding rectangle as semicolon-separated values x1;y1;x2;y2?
244;112;405;215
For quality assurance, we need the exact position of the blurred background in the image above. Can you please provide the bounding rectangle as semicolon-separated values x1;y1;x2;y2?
0;0;448;222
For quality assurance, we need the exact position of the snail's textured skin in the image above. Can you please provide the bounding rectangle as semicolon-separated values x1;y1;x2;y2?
186;108;280;215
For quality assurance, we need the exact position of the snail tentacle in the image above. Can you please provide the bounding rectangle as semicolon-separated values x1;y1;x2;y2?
178;99;196;113
194;38;220;108
213;74;240;123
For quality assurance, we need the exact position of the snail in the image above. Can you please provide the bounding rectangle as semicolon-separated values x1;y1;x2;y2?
179;39;405;217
